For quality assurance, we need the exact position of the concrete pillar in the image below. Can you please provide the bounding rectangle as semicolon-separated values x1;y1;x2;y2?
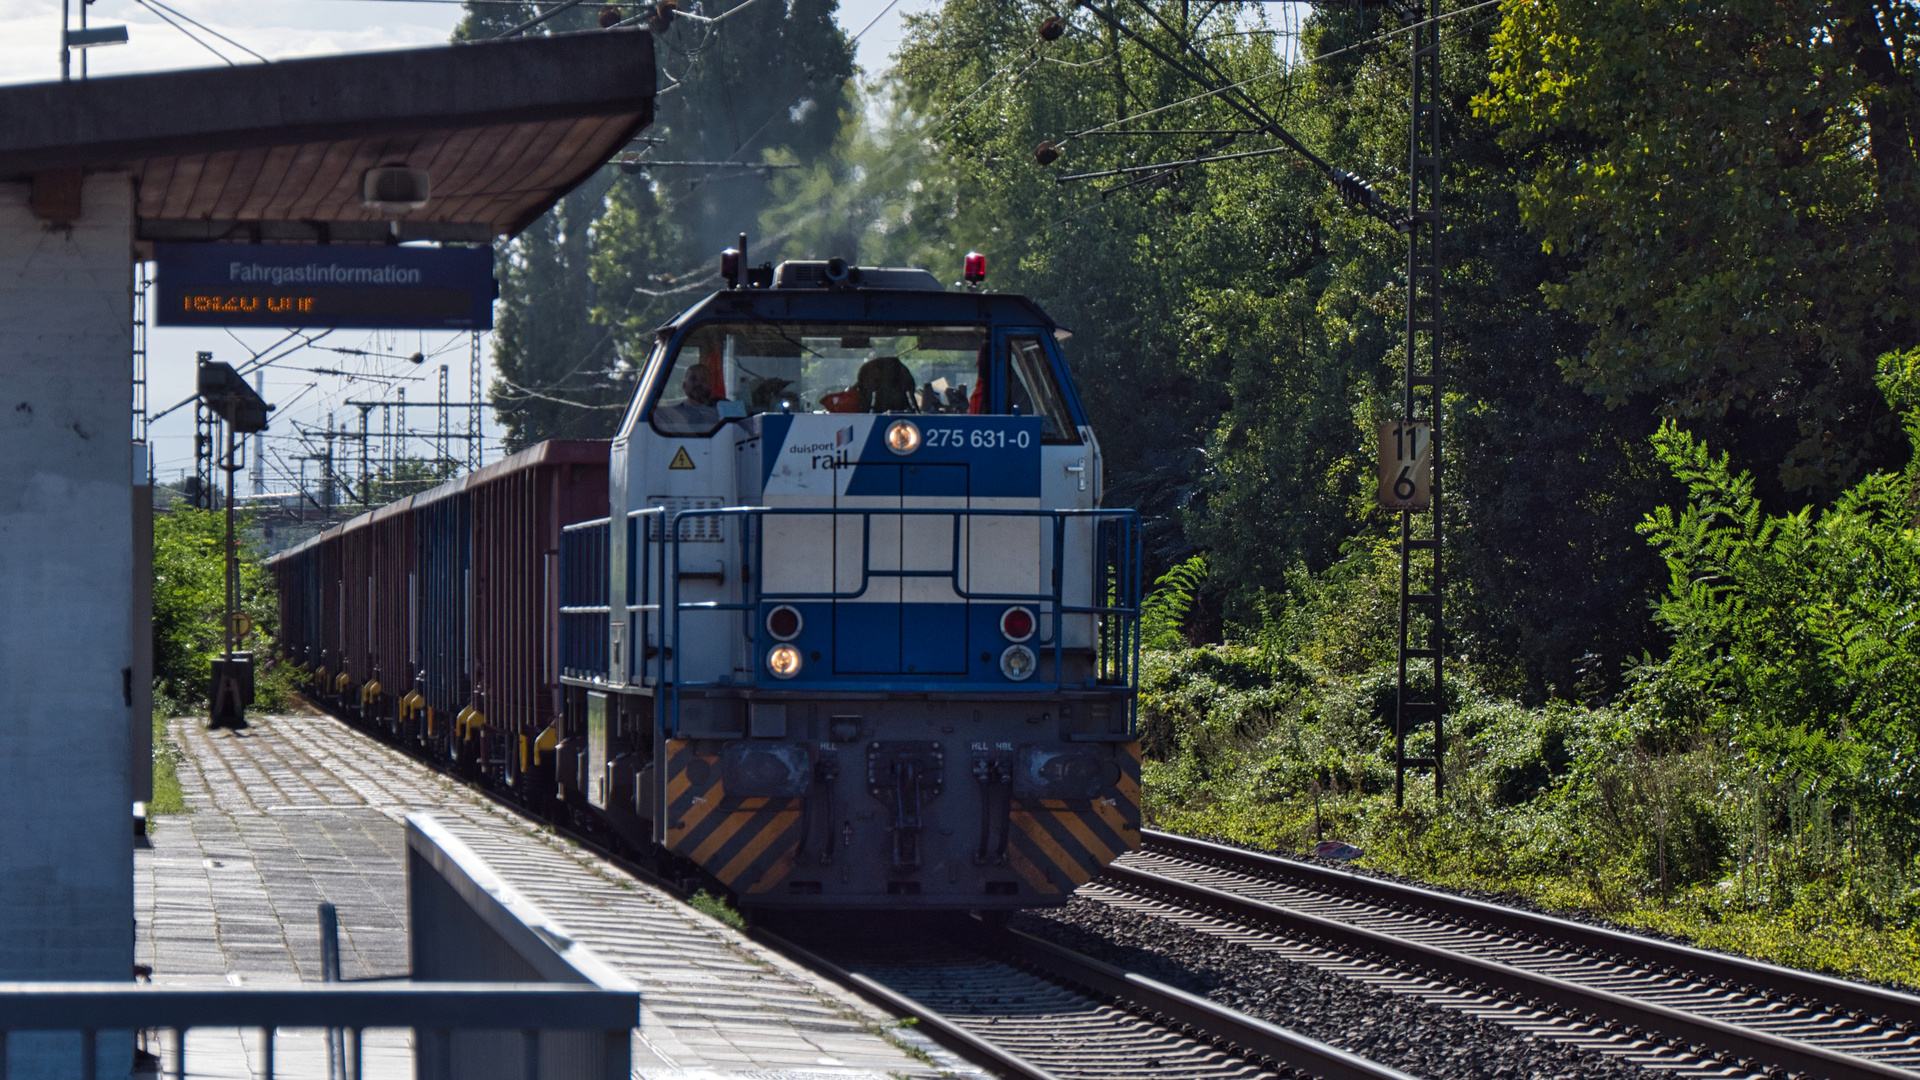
0;171;135;1071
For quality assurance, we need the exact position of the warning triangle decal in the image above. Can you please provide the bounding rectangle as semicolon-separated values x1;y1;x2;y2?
668;447;696;470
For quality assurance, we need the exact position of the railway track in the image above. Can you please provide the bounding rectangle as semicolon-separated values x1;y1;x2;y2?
762;915;1423;1080
303;701;1422;1080
308;700;1920;1080
1091;830;1920;1080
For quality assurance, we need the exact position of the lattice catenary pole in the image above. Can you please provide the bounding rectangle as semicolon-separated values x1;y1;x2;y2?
1393;0;1444;808
467;332;483;471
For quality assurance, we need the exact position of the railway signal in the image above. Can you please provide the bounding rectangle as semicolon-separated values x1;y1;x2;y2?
198;356;274;731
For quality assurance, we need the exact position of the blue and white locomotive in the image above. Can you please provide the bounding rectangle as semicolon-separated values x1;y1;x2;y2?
559;252;1144;909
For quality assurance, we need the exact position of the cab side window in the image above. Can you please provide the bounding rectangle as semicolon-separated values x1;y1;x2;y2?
1006;337;1079;443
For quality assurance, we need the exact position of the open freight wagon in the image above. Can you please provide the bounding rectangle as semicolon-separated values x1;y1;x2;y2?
270;440;609;791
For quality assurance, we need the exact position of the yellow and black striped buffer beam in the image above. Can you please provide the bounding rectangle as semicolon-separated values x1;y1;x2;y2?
1007;740;1142;895
662;739;805;895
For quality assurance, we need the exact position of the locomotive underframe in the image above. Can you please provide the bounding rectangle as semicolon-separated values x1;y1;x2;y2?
554;682;1141;909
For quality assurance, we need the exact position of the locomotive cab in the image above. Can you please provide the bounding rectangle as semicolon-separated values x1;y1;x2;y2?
564;257;1143;910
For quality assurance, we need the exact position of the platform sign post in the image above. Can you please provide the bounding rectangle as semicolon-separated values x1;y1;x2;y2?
155;243;495;330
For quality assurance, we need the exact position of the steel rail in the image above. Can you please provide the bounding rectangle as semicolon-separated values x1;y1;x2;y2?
300;696;1067;1080
1105;860;1920;1080
1145;830;1920;1026
752;926;1069;1080
985;926;1424;1080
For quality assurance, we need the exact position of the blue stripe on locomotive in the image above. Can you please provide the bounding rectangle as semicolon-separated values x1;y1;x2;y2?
755;413;1043;500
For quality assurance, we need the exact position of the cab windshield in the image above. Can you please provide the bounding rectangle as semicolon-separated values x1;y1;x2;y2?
650;322;1068;438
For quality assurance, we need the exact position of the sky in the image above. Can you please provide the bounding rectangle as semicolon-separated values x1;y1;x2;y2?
0;0;930;492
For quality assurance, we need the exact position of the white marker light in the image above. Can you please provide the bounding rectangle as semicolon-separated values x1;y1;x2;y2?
1000;644;1036;681
885;419;922;456
767;643;803;679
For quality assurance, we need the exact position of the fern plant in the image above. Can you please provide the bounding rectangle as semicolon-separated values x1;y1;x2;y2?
1142;554;1208;650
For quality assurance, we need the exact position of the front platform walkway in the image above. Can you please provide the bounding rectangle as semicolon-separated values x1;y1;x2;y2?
136;712;978;1079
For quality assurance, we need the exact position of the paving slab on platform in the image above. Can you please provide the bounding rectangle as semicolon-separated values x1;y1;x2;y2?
138;713;983;1079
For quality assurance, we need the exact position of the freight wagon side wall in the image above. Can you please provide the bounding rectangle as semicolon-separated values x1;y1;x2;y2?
470;448;609;750
285;548;323;666
342;520;374;691
369;505;414;713
473;470;530;740
322;537;344;679
417;492;472;721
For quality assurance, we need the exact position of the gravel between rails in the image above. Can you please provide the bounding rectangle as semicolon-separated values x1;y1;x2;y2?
1012;897;1663;1080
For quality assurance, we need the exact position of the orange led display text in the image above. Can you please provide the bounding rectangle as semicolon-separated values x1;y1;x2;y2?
183;294;317;315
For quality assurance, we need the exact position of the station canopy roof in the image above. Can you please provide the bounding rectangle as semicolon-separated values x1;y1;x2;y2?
0;29;653;245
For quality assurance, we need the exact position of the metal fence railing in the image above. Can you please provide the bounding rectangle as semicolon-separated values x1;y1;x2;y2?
0;981;636;1080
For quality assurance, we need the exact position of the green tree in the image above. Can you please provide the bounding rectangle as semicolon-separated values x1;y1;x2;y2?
152;508;278;710
369;455;459;504
889;0;1671;695
1480;0;1920;498
1634;349;1920;848
467;0;858;450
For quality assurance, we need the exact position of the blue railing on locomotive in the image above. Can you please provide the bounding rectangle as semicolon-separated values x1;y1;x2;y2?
637;316;1087;441
622;507;669;687
697;504;1099;604
658;505;1146;689
558;517;612;682
664;504;1066;689
684;504;1145;611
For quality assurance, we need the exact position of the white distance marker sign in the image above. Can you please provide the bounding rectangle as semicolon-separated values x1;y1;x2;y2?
1377;421;1432;512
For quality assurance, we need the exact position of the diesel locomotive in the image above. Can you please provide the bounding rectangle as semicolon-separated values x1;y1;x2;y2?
272;252;1143;912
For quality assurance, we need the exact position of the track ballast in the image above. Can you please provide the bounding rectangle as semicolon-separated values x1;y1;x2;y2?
1085;830;1920;1080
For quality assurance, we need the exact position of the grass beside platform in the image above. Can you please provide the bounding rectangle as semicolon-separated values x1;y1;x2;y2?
148;712;187;824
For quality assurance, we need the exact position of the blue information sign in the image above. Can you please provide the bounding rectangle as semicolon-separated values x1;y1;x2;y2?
155;243;495;330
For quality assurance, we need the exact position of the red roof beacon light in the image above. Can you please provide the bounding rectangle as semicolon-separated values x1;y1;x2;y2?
963;251;987;285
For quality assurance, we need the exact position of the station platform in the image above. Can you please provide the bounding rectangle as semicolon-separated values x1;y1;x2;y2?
137;712;980;1079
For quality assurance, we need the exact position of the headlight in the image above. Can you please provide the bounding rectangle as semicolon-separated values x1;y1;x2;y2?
765;604;803;641
885;419;922;455
1000;644;1036;681
767;643;803;679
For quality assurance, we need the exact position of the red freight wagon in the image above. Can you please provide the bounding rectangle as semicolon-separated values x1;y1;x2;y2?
271;441;608;791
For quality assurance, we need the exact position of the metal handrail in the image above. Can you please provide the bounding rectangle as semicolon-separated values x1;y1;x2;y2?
662;506;1142;732
626;507;666;687
0;981;637;1080
559;516;612;681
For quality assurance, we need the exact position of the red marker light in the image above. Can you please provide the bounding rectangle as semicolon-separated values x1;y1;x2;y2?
1000;606;1035;642
963;251;987;283
766;604;803;641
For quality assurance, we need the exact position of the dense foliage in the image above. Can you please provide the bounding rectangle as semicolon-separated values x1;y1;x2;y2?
1143;354;1920;984
1479;0;1920;498
152;508;283;713
459;0;854;451
465;0;1920;978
